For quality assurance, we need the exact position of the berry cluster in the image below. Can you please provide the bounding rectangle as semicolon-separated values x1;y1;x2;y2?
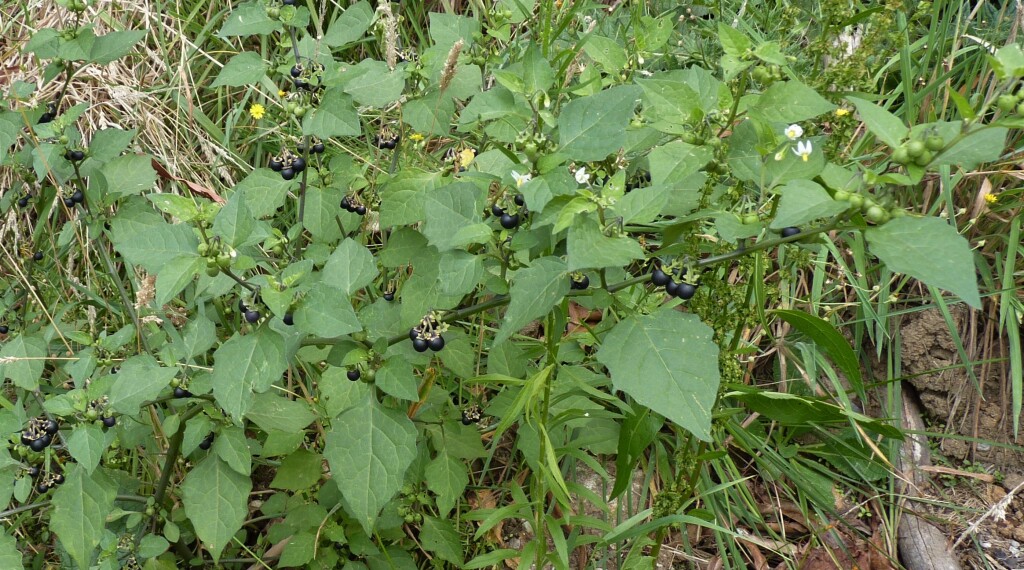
396;485;431;525
62;190;85;208
288;62;325;92
340;195;367;216
83;397;115;427
461;404;482;426
20;417;59;452
650;267;698;300
63;148;85;162
373;126;399;150
491;194;525;229
269;148;316;181
34;470;65;495
197;239;234;277
569;272;590;290
409;315;446;353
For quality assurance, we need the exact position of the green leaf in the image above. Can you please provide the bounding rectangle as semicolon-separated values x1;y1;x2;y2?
865;216;981;308
422;182;490;251
65;424;108;474
271;449;323;490
51;466;116;569
211;329;288;420
771;309;863;395
323;395;418;534
425;453;468;516
567;215;645;272
147;193;200;222
847;97;907;148
322;239;379;295
990;44;1024;80
318;367;374;418
638;74;702;130
558;85;642;161
101;154;156;197
613;405;662;499
181;456;252;563
613;185;669;224
108;355;179;416
648;140;714;186
219;1;282;36
155;254;201;307
769;180;849;229
89;30;146;64
583;36;627;73
596;310;720;441
279;531;317;568
213;426;252;476
495;257;570;345
0;335;47;390
404;91;455;135
294;283;362;338
245;391;315;433
342;60;404;108
108;202;199;272
211;52;267;87
933;126;1008;170
0;531;24;570
748;80;835;123
138;534;170;559
235;168;288;218
717;22;751;59
429;12;480;48
302;88;360;139
420;516;464;565
323;1;374;47
376;357;419;401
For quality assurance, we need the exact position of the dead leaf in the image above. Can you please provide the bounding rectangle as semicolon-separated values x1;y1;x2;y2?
151;158;225;204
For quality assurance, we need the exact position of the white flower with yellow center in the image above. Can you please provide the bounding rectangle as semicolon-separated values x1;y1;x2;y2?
574;166;590;185
784;124;803;140
792;140;813;162
511;171;532;188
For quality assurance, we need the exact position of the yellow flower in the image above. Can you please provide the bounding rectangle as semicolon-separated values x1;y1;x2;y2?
278;90;287;97
458;148;475;168
984;193;997;204
835;108;850;117
249;103;266;120
409;133;425;142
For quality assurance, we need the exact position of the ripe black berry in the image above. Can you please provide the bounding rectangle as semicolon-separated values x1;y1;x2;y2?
412;337;429;352
354;205;367;216
17;196;29;208
33;252;43;261
665;280;680;296
283;313;294;326
281;167;296;180
244;310;261;323
290;65;302;78
29;438;48;453
651;269;670;287
70;150;85;161
780;226;800;238
0;325;8;334
198;434;214;450
38;112;54;124
36;482;49;494
53;473;64;485
291;157;306;172
27;466;39;478
675;282;697;300
173;386;192;399
499;213;519;229
490;203;504;217
461;404;481;425
428;335;445;351
20;433;32;446
269;157;284;172
63;197;75;208
409;328;420;341
71;190;84;204
238;298;247;312
570;275;590;290
514;194;524;206
383;292;395;302
312;142;325;154
293;78;308;90
102;416;116;428
42;419;58;434
347;369;361;381
283;0;295;6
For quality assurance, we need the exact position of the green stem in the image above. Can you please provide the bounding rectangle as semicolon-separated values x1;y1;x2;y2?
152;404;206;508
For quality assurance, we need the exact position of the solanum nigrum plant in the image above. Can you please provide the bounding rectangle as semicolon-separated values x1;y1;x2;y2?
0;0;1018;568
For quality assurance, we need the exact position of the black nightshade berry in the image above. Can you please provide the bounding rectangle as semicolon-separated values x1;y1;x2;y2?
29;438;48;453
281;167;296;180
33;252;43;261
290;65;302;78
71;190;84;204
412;337;429;352
173;387;192;399
514;194;524;206
355;205;367;216
283;313;294;326
0;325;8;334
780;226;800;238
291;157;306;172
198;434;214;450
42;420;59;434
63;197;75;208
651;269;671;287
383;292;395;302
244;310;261;323
102;416;116;428
675;282;697;300
27;466;39;478
428;335;445;352
347;369;361;381
490;203;504;217
36;482;49;494
269;157;284;172
499;213;519;229
312;142;325;154
17;197;29;208
665;280;680;296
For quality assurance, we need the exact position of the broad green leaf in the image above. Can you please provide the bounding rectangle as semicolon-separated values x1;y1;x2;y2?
769;180;849;229
567;215;644;271
583;36;627;73
847;96;907;148
100;154;156;197
438;250;483;297
613;405;662;499
342;60;404;107
596;310;719;441
302;88;360;138
425;453;468;516
717;22;751;59
211;51;267;87
521;44;555;93
213;426;252;476
558;85;642;161
748;80;835;123
322;239;379;295
294;283;362;338
108;202;199;272
154;254;201;307
638;75;702;131
181;456;252;563
89;30;146;64
404;91;455;135
235;168;288;218
420;516;464;565
323;1;374;47
376;357;419;401
65;424;108;474
318;367;373;418
771;309;863;395
495;257;569;345
109;355;179;415
147;193;200;222
865;216;981;308
0;113;21;165
765;137;825;187
211;328;288;420
0;531;23;570
212;191;256;247
990;44;1024;79
324;395;418;534
219;1;282;36
0;335;47;390
934;126;1008;170
138;534;170;559
613;185;669;224
245;391;315;433
51;466;116;569
379;170;445;227
271;449;323;490
648;140;713;186
279;531;317;568
422;182;490;251
301;183;344;242
429;12;480;48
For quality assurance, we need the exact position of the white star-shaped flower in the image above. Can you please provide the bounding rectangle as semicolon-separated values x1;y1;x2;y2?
574;166;590;185
784;124;804;140
511;171;532;188
792;140;813;162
